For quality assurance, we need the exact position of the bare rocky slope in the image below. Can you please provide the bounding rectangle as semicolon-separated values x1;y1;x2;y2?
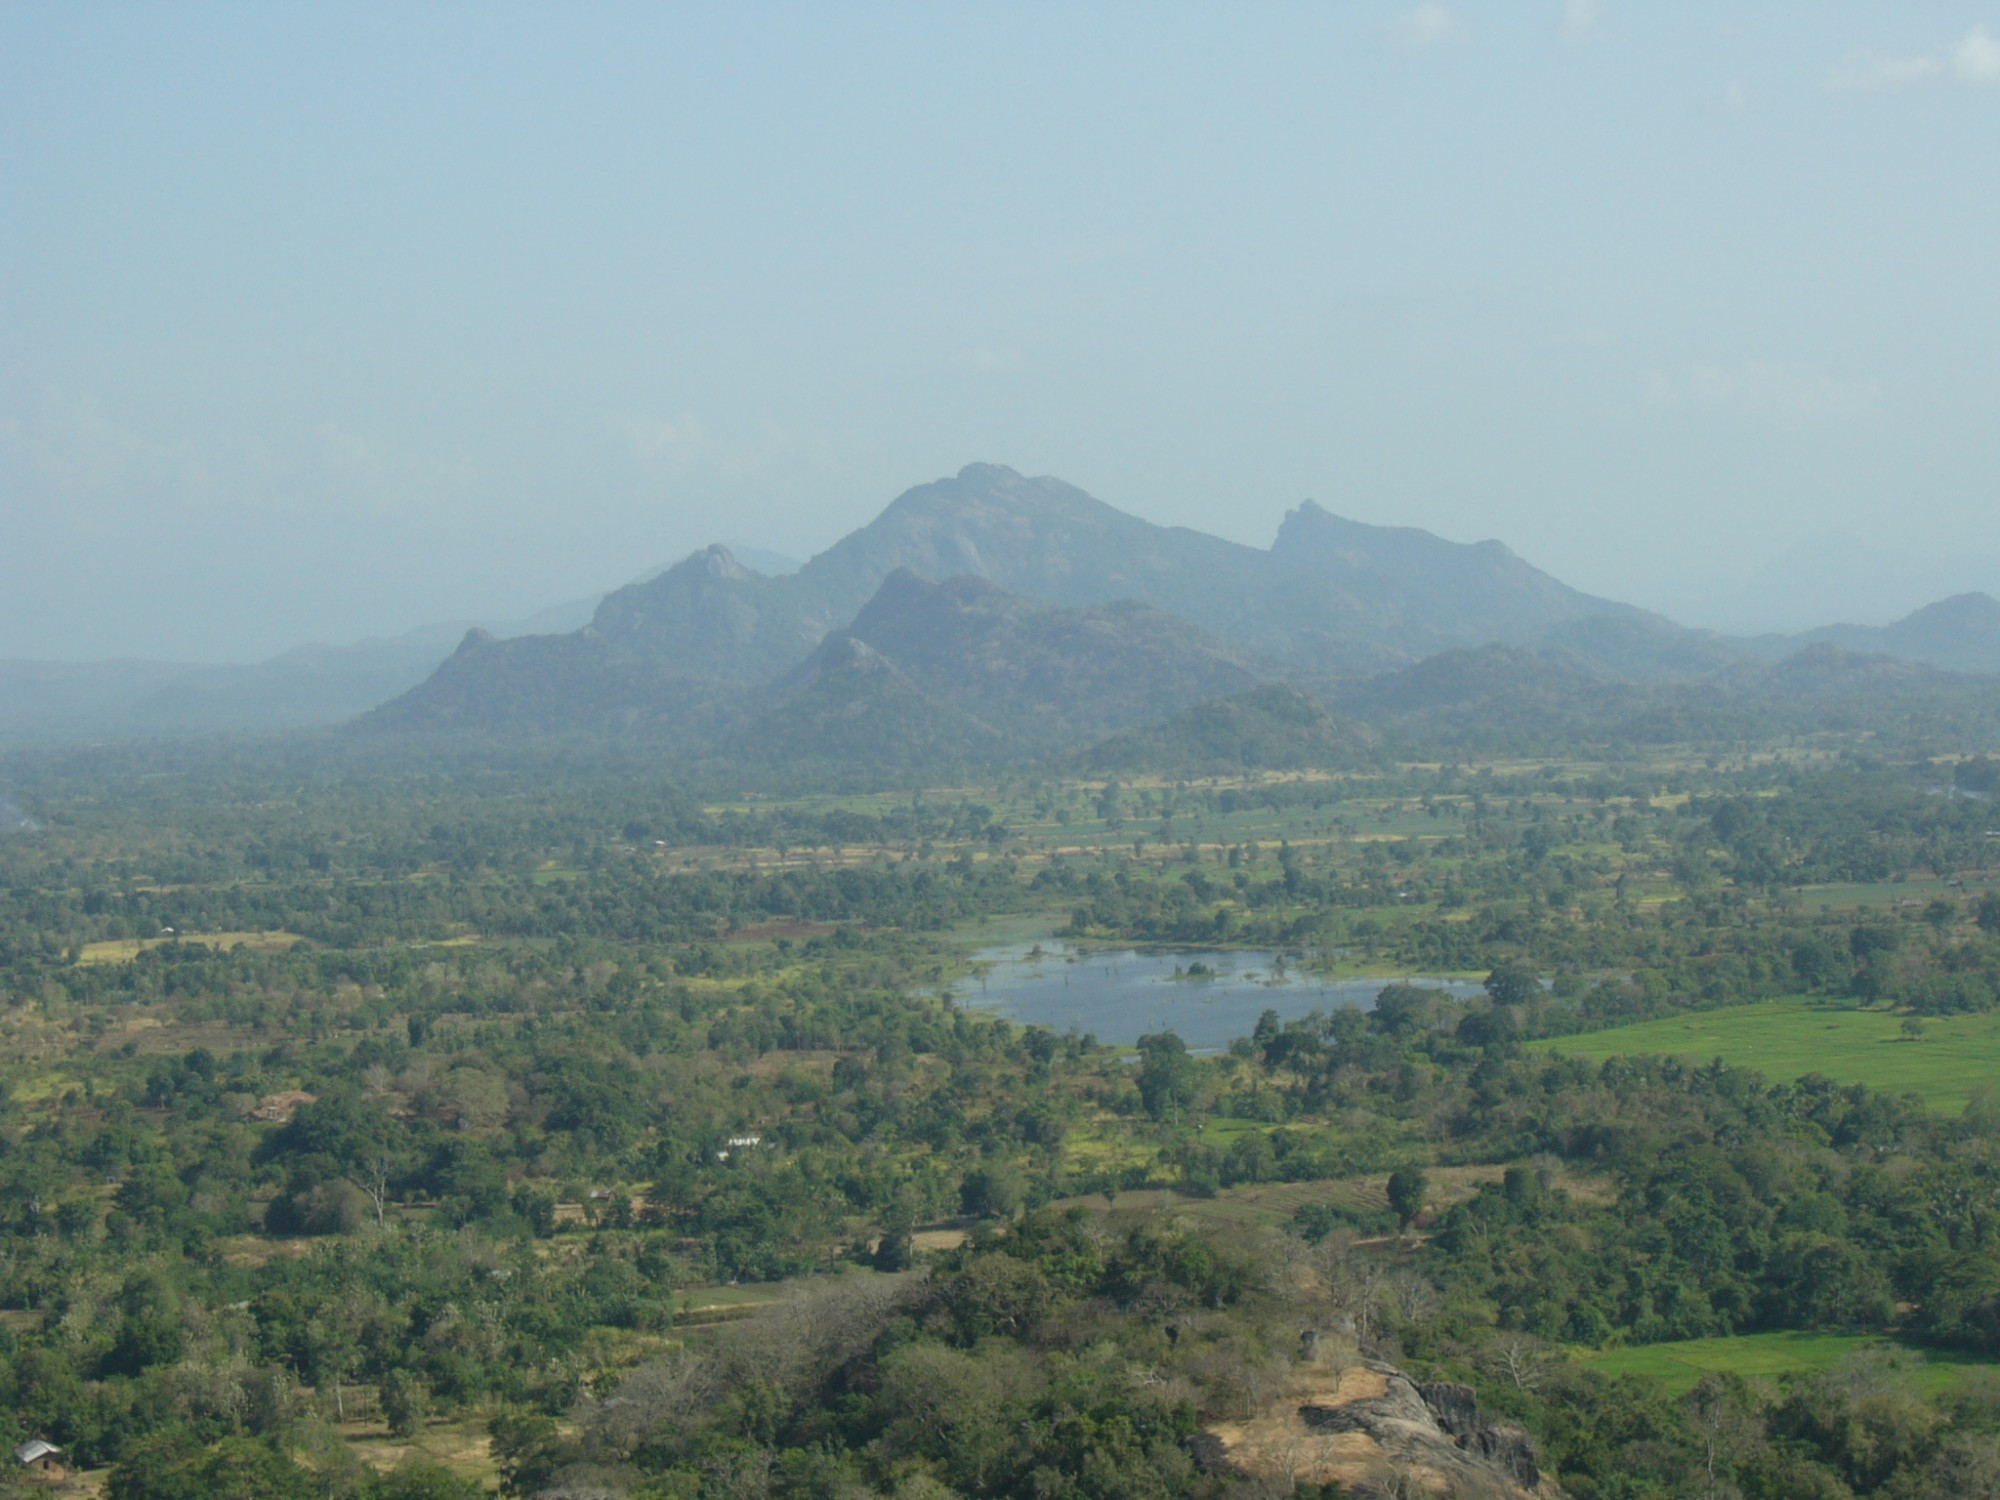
1200;1355;1565;1500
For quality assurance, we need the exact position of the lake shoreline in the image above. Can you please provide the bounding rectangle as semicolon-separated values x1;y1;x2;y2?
950;936;1485;1051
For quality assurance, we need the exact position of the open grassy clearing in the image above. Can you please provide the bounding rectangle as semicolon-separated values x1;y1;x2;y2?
1792;876;2000;914
671;1266;926;1329
674;1282;788;1321
3;1069;83;1103
1584;1330;2000;1398
1056;1117;1159;1177
942;909;1069;947
1530;998;2000;1112
1045;1162;1613;1234
54;1412;503;1499
336;1413;499;1489
1194;1114;1279;1146
75;929;305;964
89;1011;266;1055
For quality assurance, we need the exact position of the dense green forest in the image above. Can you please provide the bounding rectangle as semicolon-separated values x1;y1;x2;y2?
4;736;2000;1497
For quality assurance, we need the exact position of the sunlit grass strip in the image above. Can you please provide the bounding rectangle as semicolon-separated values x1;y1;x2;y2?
76;930;305;964
1583;1331;1998;1397
1530;997;2000;1112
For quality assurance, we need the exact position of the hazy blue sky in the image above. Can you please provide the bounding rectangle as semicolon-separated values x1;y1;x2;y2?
5;2;1998;661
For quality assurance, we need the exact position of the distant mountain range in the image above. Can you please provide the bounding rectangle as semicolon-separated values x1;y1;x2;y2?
1329;640;2000;755
1740;593;2000;676
0;597;600;744
7;463;2000;761
357;463;1665;752
577;463;1652;684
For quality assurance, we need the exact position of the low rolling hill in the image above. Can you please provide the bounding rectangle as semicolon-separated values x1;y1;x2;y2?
737;571;1265;764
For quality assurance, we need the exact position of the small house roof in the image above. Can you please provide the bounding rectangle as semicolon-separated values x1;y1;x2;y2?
14;1439;60;1464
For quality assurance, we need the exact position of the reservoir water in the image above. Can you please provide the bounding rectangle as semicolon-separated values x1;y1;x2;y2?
956;939;1486;1051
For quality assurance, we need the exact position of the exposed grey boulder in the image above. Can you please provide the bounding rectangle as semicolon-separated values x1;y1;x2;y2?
1296;1361;1553;1497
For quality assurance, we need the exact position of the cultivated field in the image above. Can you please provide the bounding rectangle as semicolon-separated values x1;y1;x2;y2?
1530;998;2000;1113
1585;1330;1999;1397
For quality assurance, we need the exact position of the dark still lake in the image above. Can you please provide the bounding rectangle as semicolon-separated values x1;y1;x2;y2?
954;940;1486;1051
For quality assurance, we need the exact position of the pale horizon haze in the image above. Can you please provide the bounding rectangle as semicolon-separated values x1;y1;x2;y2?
5;3;1999;663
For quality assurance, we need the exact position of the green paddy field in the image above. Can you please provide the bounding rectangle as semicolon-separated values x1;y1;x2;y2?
1583;1330;1998;1397
1530;997;2000;1113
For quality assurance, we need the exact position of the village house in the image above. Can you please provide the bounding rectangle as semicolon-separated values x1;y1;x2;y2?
13;1439;64;1480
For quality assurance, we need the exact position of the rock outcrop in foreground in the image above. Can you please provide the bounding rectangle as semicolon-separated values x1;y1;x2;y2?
1201;1357;1563;1499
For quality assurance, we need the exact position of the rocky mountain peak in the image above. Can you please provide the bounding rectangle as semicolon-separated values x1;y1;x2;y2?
688;543;755;581
955;461;1024;486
